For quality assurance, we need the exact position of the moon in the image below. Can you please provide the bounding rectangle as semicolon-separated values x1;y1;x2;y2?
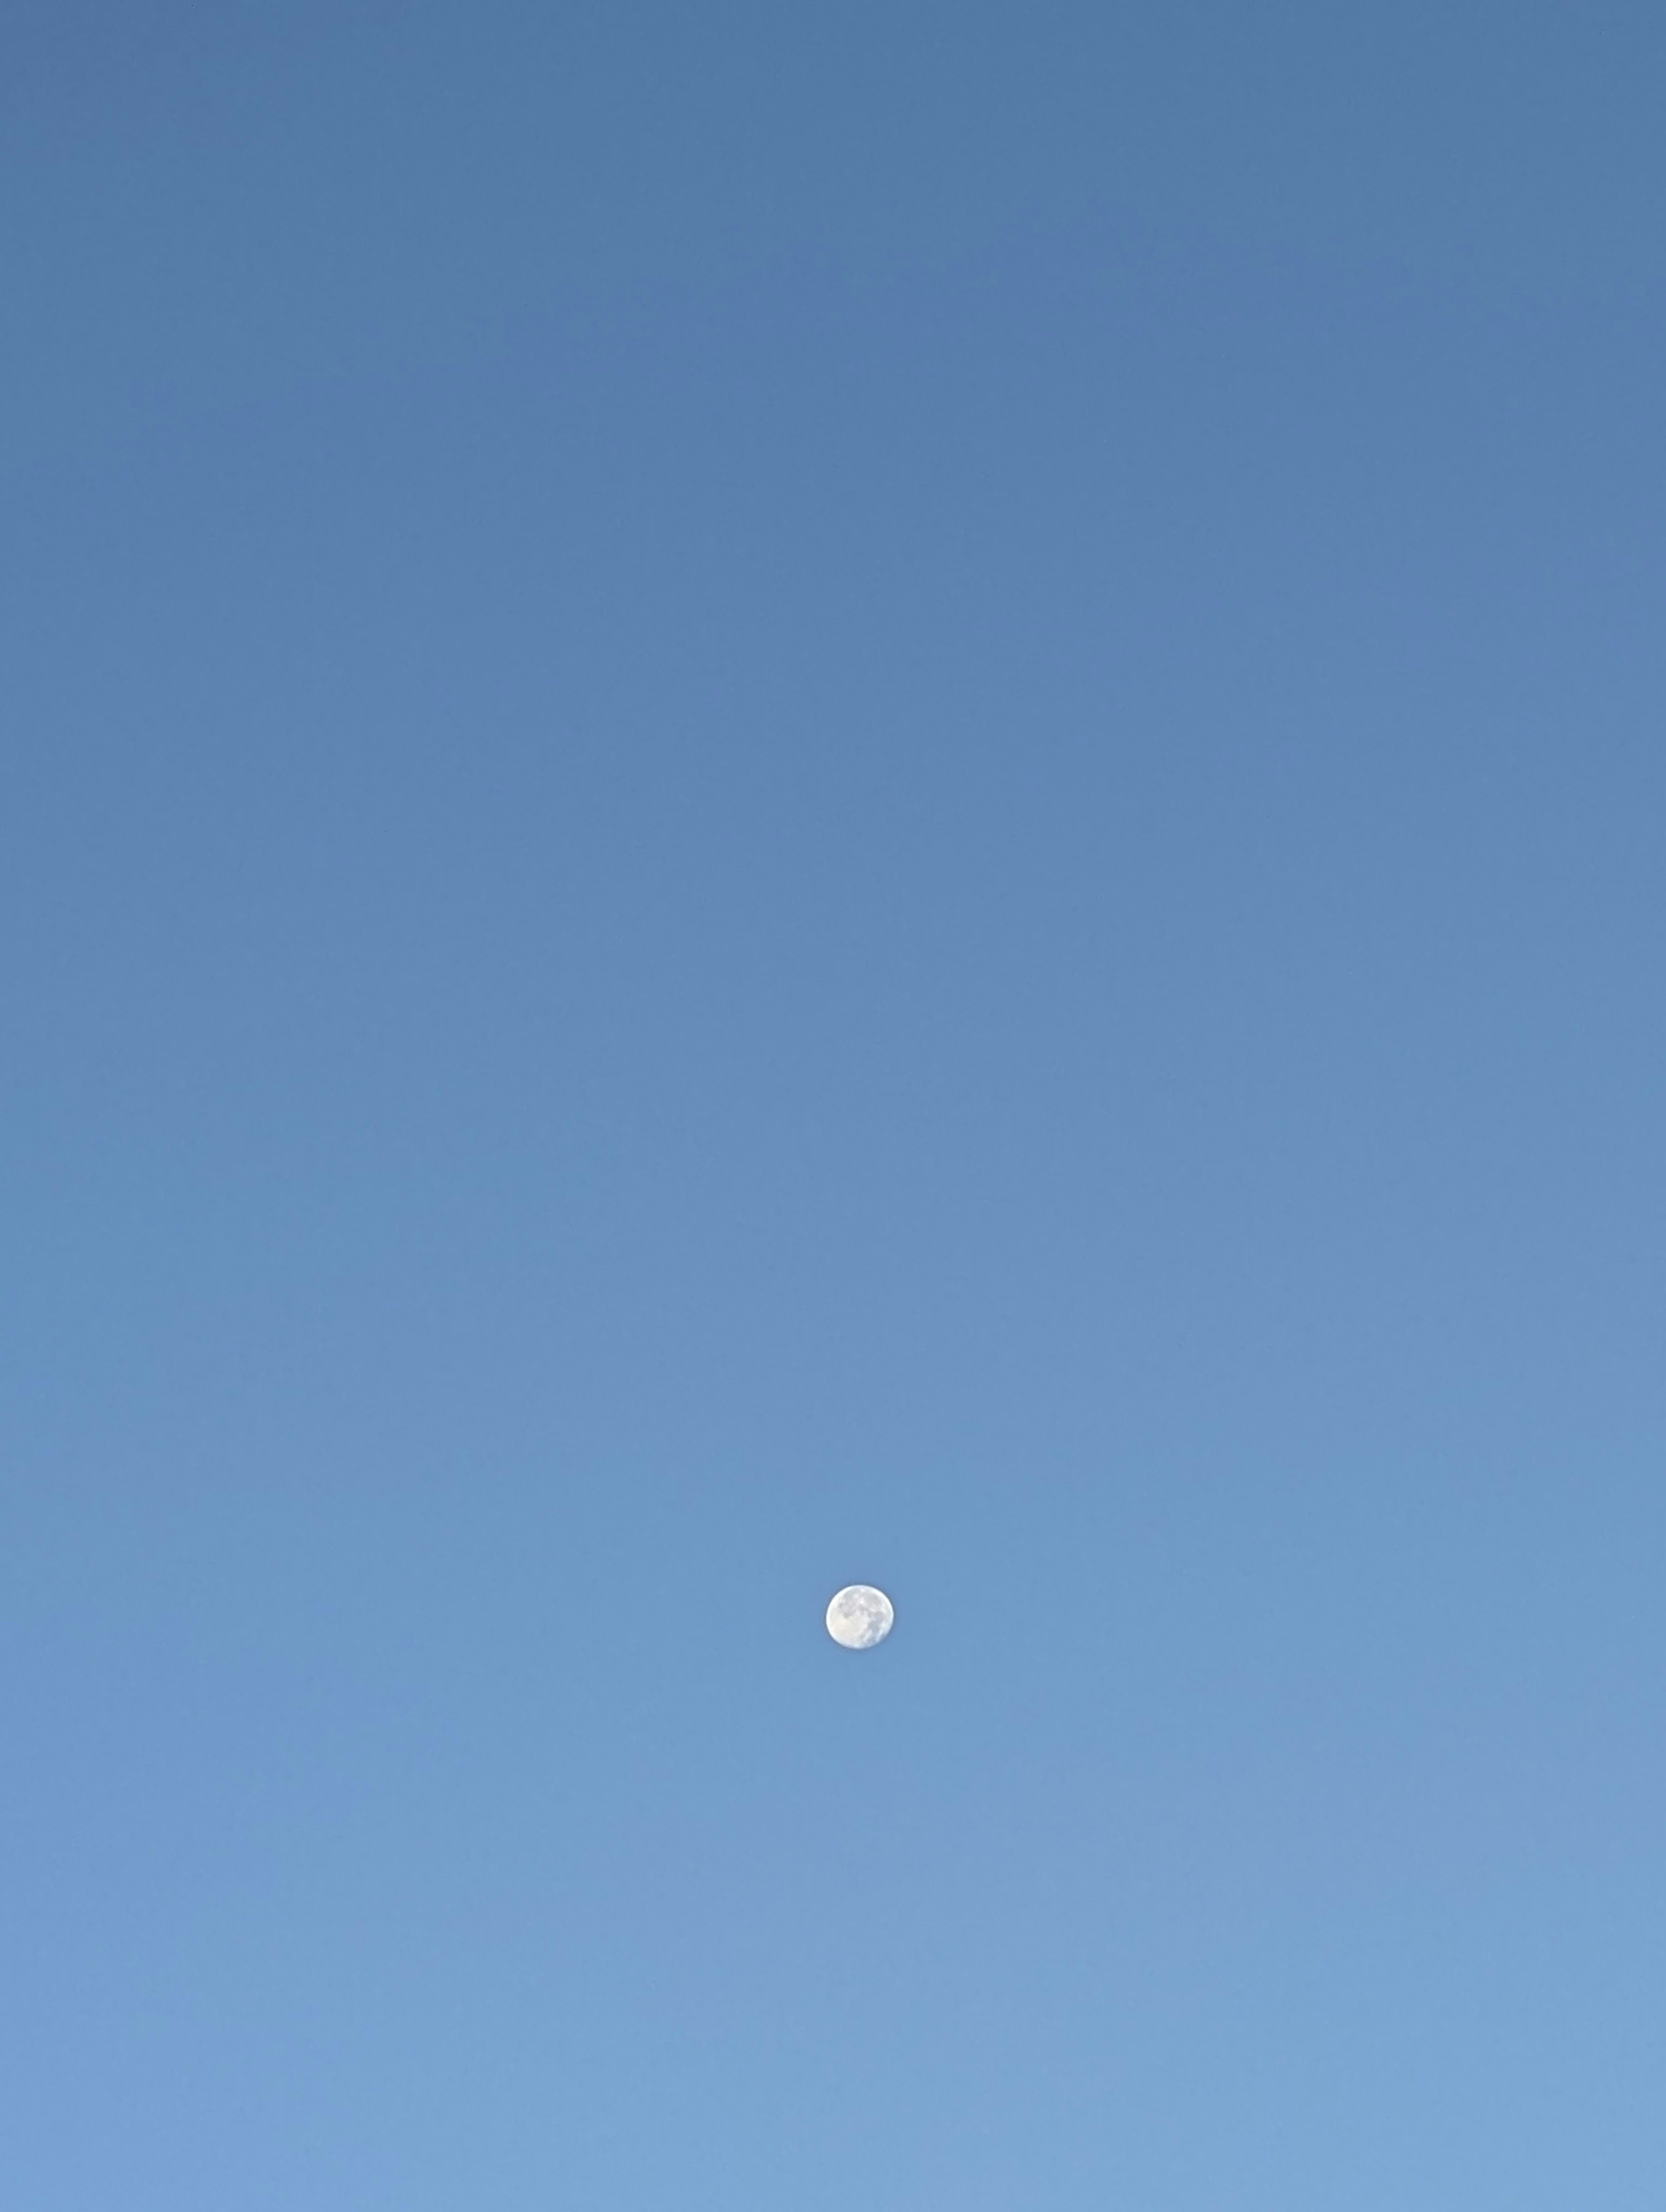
825;1584;895;1649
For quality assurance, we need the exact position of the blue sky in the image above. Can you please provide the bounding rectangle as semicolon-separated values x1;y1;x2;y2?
4;3;1665;2205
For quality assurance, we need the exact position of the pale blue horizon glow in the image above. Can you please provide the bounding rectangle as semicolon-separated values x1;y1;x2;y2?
4;3;1665;2206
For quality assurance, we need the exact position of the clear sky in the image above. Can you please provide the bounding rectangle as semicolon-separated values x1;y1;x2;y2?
4;3;1665;2205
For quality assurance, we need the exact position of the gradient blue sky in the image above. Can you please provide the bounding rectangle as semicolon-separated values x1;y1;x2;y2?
4;3;1665;2205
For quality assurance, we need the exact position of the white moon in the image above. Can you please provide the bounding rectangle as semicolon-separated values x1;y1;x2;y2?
825;1584;894;1649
